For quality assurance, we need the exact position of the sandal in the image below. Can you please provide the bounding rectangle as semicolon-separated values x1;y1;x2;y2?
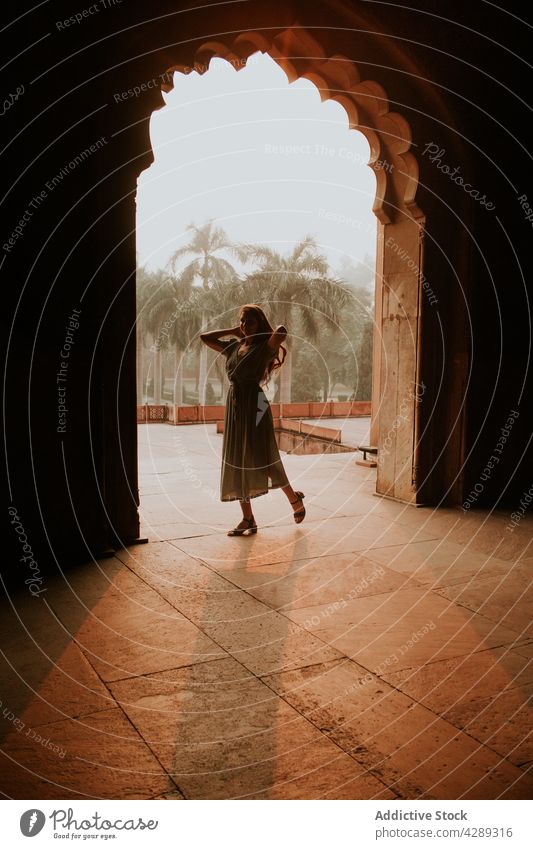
227;516;257;536
290;491;306;524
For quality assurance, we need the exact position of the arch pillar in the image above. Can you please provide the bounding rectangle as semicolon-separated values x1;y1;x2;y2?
374;215;426;502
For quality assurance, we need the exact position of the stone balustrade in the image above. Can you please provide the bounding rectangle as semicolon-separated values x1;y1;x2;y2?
137;400;371;424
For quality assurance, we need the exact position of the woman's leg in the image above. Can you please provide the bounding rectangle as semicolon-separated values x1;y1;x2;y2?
281;483;299;505
227;496;257;536
239;496;253;520
281;484;305;522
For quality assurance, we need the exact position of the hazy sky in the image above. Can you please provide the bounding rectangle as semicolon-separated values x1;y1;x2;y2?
136;52;377;278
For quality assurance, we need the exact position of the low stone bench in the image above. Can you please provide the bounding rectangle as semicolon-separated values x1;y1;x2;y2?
356;444;378;467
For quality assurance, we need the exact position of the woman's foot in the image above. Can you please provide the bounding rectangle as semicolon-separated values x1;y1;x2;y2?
289;491;306;524
227;516;257;536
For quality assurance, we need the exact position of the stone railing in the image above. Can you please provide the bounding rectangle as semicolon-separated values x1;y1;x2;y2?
137;400;371;424
137;404;170;422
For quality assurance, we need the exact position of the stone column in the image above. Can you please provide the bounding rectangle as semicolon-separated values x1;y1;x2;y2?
375;214;426;503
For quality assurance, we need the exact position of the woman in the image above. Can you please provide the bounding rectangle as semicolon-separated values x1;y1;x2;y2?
200;304;306;535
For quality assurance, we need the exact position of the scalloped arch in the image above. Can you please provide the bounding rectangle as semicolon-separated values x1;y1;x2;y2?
164;26;424;223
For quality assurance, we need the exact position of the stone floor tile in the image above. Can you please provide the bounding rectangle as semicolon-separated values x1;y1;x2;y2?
45;561;225;681
447;513;533;562
512;641;533;659
202;617;342;677
518;556;533;568
434;564;533;638
3;421;529;800
141;522;227;541
151;790;186;799
118;542;342;676
140;505;226;525
0;708;176;799
0;597;111;736
75;616;224;683
364;539;511;587
443;688;533;767
373;505;468;536
109;657;393;799
116;541;215;588
383;646;533;715
5;642;113;729
261;658;533;800
209;552;422;612
167;584;342;676
284;587;524;674
174;515;439;572
45;555;171;612
297;487;379;517
141;496;333;531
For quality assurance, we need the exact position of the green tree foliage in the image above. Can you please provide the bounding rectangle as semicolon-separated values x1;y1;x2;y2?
352;319;374;401
290;342;323;402
167;220;245;404
137;225;375;405
289;278;374;401
240;236;350;401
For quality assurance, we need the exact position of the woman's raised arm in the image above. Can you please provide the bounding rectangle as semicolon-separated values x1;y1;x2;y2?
266;324;287;352
199;325;242;353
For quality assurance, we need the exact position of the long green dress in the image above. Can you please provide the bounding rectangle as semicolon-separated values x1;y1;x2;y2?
219;337;289;501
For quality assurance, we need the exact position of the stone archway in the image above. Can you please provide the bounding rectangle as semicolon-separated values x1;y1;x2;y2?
152;26;426;503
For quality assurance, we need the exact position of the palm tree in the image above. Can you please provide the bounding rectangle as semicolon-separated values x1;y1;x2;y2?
136;264;151;403
241;237;350;402
353;317;374;400
167;220;243;405
136;265;170;404
145;273;203;408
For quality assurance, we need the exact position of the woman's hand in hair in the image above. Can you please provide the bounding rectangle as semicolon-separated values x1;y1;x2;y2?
199;326;242;352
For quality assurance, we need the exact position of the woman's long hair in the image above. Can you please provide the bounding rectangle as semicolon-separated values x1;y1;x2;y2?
239;303;287;386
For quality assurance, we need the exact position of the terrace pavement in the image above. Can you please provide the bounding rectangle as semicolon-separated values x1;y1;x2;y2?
1;420;531;799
